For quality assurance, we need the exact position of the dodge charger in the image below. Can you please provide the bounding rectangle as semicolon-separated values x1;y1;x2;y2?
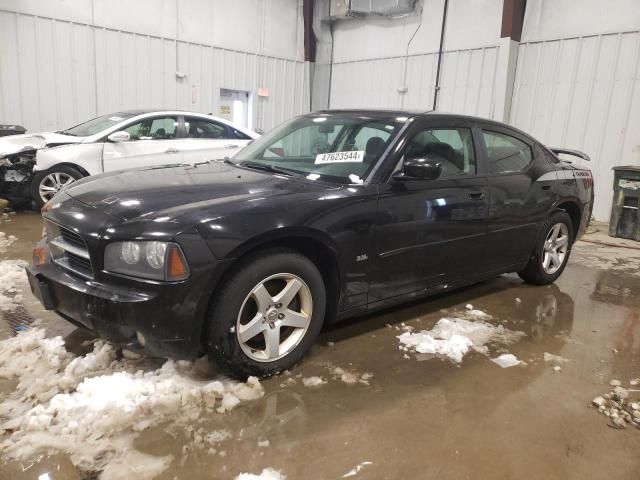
26;110;594;377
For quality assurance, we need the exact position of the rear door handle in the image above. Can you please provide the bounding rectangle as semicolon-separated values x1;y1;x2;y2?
165;148;180;154
469;192;485;200
225;144;240;149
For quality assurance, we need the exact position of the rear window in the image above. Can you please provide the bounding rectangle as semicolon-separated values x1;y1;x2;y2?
483;130;533;174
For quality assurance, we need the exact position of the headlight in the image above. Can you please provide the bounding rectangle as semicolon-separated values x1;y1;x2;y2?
104;241;189;281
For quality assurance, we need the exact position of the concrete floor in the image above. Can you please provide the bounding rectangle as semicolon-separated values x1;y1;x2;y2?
1;212;639;479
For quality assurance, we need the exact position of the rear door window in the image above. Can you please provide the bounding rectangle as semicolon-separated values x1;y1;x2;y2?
184;117;232;139
401;127;477;178
483;130;533;174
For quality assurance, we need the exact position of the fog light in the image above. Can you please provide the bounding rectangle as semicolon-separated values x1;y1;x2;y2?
136;331;146;347
32;247;46;266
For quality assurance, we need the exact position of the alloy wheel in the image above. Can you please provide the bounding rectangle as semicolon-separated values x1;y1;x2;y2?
39;172;76;202
542;223;569;275
236;273;313;362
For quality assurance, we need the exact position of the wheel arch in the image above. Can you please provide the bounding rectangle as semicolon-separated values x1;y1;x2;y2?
551;198;582;241
200;228;343;349
43;162;91;177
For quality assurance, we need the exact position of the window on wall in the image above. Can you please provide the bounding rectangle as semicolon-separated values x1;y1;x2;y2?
123;116;178;140
402;127;476;178
483;130;533;174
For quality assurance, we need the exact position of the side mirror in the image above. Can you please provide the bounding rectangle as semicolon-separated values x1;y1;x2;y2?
107;131;130;143
396;158;442;181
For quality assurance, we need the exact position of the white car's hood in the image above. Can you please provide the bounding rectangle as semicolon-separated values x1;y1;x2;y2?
0;132;83;157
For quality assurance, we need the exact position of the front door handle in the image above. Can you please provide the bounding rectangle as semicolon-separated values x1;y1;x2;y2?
225;144;240;149
165;148;180;154
469;192;485;200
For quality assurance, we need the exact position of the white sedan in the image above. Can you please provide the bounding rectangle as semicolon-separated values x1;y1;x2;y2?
28;110;258;207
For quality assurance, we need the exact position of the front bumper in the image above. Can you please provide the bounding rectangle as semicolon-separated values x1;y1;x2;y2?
26;257;214;360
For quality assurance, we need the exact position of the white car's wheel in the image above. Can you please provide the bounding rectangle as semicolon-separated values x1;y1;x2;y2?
32;166;84;208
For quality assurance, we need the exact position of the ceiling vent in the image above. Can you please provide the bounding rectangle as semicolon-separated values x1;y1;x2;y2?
330;0;417;18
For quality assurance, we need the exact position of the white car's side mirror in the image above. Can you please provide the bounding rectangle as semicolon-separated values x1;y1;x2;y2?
108;131;130;143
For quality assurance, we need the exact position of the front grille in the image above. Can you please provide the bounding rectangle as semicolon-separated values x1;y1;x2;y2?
45;220;94;279
66;252;92;273
59;227;86;249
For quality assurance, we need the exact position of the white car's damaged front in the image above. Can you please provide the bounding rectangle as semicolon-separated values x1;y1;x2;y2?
0;112;139;208
0;132;85;208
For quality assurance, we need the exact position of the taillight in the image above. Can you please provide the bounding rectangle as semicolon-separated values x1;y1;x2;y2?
582;171;593;189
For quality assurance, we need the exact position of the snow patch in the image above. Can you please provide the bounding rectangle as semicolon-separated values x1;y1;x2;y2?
490;353;521;368
236;468;286;480
302;376;327;387
328;366;373;385
544;352;569;364
0;328;264;478
398;317;525;363
342;461;373;477
0;231;17;253
0;259;27;312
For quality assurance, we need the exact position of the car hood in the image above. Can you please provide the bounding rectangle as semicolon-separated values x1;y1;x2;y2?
64;161;332;222
0;132;83;157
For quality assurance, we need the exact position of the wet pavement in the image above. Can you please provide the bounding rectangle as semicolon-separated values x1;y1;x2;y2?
1;212;639;480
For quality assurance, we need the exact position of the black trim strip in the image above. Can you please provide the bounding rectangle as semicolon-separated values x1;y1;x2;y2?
488;222;537;234
378;232;486;258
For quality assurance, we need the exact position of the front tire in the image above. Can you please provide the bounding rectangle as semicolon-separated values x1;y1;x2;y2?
518;211;574;285
32;166;84;208
207;249;326;378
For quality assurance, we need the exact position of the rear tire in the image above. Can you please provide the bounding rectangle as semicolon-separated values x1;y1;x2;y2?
32;165;84;208
207;249;326;378
518;211;574;285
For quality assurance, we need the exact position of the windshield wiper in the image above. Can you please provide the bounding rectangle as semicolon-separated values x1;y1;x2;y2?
237;161;296;176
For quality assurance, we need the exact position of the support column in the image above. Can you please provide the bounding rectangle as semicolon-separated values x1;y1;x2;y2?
493;0;526;122
310;0;332;111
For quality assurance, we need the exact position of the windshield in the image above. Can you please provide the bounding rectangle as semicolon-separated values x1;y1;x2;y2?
233;114;402;184
62;112;138;137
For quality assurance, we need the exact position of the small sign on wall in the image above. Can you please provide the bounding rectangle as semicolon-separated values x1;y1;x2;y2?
258;87;269;97
220;106;231;115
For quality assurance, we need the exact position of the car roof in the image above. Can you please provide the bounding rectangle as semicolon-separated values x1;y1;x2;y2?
315;108;428;119
313;109;535;140
120;110;259;138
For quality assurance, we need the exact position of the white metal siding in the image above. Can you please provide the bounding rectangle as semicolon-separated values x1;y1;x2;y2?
329;46;499;118
0;10;307;133
510;31;640;221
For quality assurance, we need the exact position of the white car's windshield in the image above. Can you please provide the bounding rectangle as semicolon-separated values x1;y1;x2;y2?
233;114;402;184
61;112;138;137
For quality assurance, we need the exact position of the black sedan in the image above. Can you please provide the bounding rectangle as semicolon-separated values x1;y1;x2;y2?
27;110;594;377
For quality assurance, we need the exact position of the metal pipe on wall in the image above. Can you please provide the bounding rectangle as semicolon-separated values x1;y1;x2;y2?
432;0;449;110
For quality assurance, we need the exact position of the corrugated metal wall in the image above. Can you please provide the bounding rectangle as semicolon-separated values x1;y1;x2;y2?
510;31;640;221
329;46;499;117
0;10;308;133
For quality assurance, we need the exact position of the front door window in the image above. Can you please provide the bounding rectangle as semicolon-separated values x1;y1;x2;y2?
122;116;178;140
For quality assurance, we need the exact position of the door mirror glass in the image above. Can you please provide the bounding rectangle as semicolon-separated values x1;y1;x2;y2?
397;158;442;180
107;131;131;143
